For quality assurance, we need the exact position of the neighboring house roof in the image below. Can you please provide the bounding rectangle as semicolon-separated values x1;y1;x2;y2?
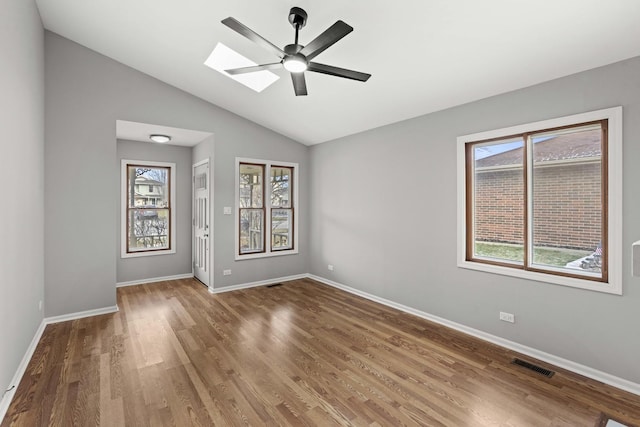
135;177;164;186
476;129;601;168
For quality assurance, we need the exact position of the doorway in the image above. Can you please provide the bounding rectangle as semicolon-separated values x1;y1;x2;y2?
193;159;210;286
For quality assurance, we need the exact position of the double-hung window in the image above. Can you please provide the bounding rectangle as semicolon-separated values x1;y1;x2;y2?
457;107;622;294
121;160;176;258
236;158;298;259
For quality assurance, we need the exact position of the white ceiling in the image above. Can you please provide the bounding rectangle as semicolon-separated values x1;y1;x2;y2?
36;0;640;145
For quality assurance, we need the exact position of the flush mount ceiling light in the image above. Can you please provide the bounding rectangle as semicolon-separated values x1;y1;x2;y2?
149;134;171;143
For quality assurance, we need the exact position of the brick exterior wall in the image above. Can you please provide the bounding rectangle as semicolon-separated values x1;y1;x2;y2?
474;161;601;251
475;168;524;246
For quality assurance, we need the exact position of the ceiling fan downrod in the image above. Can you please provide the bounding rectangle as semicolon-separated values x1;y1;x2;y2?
288;7;307;47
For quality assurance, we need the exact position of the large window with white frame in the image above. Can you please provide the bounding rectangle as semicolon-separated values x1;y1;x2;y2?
121;160;176;258
457;107;622;294
236;158;298;259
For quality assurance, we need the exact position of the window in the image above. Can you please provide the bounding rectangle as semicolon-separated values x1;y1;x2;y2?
457;107;622;294
121;160;176;258
236;158;298;259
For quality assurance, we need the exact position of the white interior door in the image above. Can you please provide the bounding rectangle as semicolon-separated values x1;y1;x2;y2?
193;160;210;286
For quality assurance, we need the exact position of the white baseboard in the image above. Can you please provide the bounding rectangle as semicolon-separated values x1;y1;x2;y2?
4;272;637;426
0;319;46;423
208;274;307;294
1;303;120;422
44;305;119;324
116;273;193;288
307;274;640;397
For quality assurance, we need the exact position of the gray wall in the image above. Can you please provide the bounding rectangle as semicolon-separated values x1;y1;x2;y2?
309;57;640;383
116;140;193;284
193;135;214;166
39;17;638;387
45;32;309;316
0;0;45;397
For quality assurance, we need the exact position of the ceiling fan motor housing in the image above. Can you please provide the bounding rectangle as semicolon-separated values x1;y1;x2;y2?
288;7;307;29
284;44;303;55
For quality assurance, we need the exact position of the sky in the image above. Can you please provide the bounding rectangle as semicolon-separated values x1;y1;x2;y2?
474;136;553;160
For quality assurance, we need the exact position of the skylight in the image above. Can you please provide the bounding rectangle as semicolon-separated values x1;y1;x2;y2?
204;42;279;92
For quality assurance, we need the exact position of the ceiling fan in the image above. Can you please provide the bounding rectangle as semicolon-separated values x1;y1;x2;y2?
221;7;371;96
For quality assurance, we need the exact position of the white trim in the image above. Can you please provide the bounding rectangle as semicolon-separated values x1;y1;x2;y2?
121;159;177;258
3;272;637;425
235;157;299;261
1;304;120;421
456;106;623;295
234;250;301;261
43;305;119;325
0;319;46;422
308;273;639;397
116;273;194;288
207;274;307;294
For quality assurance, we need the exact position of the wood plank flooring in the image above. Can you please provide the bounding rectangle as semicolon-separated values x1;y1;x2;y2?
3;278;640;426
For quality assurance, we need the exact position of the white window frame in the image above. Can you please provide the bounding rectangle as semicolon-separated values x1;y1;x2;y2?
235;157;299;260
457;107;622;295
121;159;177;258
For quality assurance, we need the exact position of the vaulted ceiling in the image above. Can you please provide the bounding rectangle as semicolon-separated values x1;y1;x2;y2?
35;0;640;145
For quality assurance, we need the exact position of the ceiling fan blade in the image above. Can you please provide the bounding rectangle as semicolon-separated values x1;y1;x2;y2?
291;72;308;96
221;17;285;59
308;62;371;82
225;63;282;75
299;20;353;61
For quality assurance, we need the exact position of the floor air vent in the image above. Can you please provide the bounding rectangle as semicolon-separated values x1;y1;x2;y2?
266;283;283;288
511;358;555;378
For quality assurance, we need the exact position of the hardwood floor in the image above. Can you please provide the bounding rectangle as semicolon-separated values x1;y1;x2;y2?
3;278;640;426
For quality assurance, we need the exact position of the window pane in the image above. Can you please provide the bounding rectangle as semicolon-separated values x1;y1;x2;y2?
472;138;525;264
272;209;292;250
271;166;292;207
240;208;264;254
128;209;170;251
530;125;602;277
128;166;170;208
239;163;263;208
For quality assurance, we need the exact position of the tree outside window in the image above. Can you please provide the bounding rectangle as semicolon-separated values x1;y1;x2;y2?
236;159;298;259
121;160;176;258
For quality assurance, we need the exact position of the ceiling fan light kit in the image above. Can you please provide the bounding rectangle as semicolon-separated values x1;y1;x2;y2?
221;7;371;96
283;55;307;73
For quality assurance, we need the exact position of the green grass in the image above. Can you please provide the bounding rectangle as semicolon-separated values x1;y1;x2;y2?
475;242;590;267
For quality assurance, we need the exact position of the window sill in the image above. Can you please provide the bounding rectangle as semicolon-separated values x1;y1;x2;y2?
457;260;621;295
121;249;176;259
235;249;298;261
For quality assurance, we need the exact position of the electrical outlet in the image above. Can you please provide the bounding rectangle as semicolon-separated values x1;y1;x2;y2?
38;300;43;311
223;269;232;276
499;311;515;323
328;264;334;271
223;207;232;215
